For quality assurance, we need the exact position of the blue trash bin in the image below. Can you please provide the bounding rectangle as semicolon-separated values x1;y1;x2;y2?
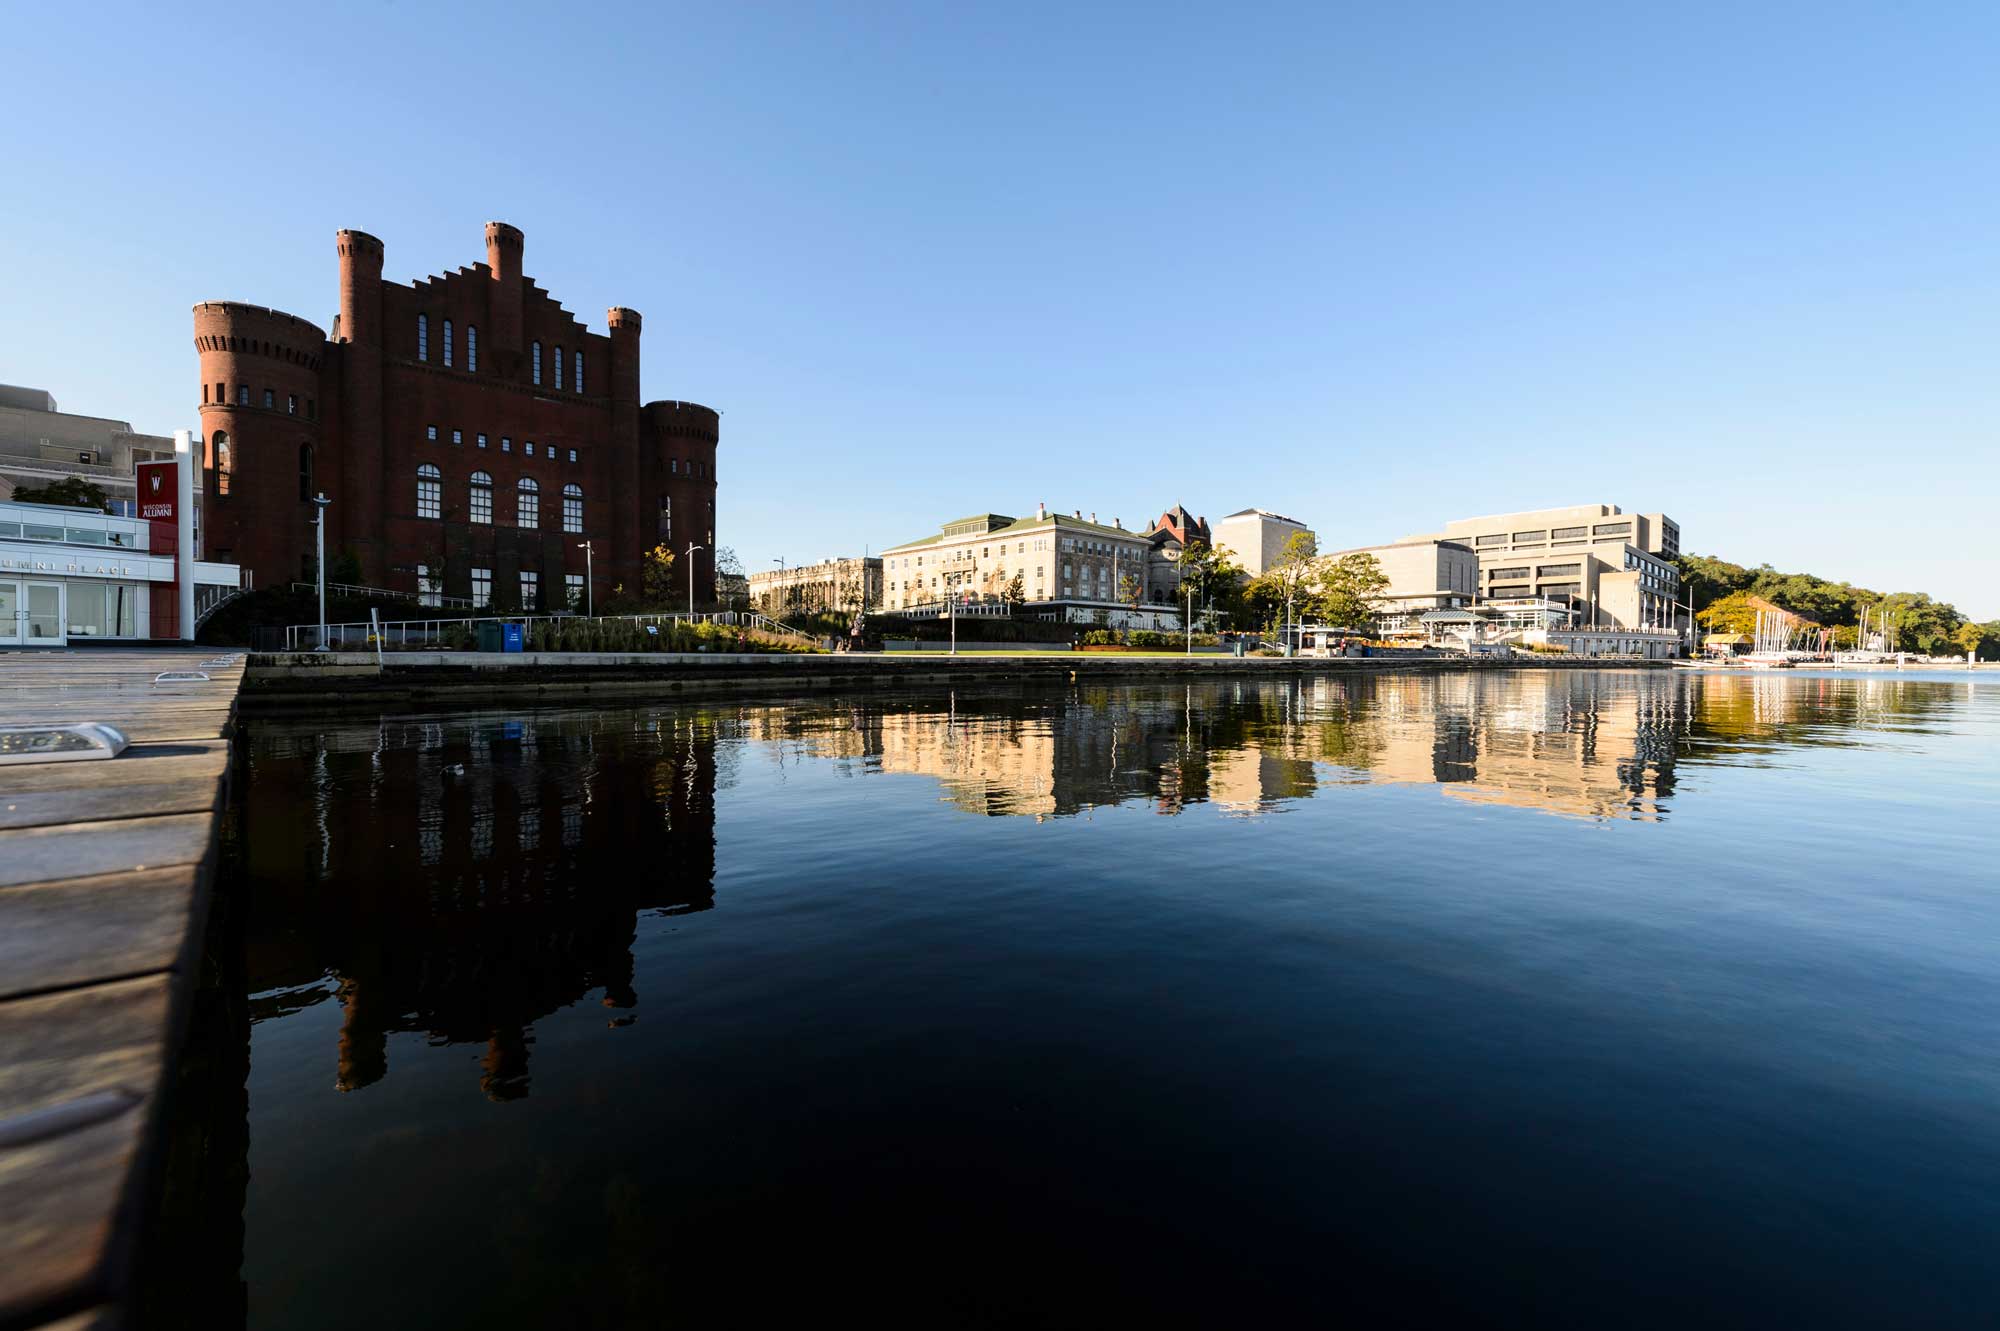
502;623;524;653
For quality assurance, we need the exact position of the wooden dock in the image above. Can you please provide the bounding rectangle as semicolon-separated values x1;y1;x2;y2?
0;649;247;1331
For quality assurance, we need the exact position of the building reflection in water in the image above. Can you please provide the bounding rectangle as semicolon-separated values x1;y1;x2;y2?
236;671;1965;1104
737;669;1964;825
244;712;717;1101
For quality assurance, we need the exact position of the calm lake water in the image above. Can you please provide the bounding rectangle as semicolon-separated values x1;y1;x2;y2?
152;668;2000;1328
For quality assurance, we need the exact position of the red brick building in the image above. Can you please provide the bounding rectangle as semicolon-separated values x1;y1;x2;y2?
193;222;718;610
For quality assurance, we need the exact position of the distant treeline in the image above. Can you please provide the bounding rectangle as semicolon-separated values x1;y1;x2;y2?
1676;553;1994;657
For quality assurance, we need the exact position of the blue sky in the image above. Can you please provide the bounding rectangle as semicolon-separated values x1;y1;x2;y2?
5;2;1995;615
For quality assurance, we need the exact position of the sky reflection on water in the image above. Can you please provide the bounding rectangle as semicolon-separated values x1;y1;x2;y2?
155;669;2000;1329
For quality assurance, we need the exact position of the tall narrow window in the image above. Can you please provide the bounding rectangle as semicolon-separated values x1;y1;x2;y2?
418;314;429;361
215;381;224;403
213;432;231;497
469;471;493;525
418;564;440;607
263;389;274;409
471;567;492;608
573;350;583;394
517;477;539;529
443;319;454;367
467;325;478;372
532;342;542;385
660;494;672;543
519;571;539;610
287;393;297;415
555;345;565;390
237;385;249;405
417;463;441;519
562;483;583;533
298;443;314;502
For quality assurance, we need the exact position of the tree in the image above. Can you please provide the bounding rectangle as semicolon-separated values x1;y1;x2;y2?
1003;573;1025;607
641;543;677;605
10;477;109;511
1317;552;1390;629
1696;591;1762;636
1246;531;1320;630
1951;622;1986;660
1178;540;1246;626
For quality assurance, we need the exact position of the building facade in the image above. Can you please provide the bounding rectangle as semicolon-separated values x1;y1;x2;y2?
748;556;883;616
1407;504;1681;631
0;384;189;526
194;223;720;609
1213;508;1313;577
880;504;1183;629
0;498;241;645
1323;538;1479;635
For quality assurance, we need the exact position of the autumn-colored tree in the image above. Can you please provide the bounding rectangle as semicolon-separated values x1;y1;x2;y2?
641;544;677;604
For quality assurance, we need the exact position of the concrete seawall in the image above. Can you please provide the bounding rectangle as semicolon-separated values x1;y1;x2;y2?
241;650;1673;714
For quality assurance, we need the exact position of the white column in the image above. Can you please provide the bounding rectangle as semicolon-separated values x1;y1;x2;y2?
174;430;197;640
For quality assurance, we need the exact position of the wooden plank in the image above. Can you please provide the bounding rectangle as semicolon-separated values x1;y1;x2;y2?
0;741;229;803
0;815;214;892
0;868;199;1002
0;976;170;1325
0;783;224;833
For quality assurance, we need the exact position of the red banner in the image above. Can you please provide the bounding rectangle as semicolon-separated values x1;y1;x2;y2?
136;460;177;522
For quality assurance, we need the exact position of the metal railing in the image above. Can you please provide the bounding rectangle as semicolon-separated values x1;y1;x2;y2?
281;608;809;652
289;580;478;608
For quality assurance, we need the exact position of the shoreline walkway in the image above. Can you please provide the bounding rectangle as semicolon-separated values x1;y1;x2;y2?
0;648;247;1331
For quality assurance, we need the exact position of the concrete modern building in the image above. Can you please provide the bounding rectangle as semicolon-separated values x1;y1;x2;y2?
1404;503;1682;631
1321;537;1479;635
748;556;882;616
880;504;1182;629
0;384;192;527
1213;508;1313;577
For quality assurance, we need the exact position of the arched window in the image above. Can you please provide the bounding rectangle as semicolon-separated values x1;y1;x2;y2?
443;319;454;368
562;483;583;533
467;325;478;372
213;431;231;496
517;476;540;529
297;443;314;503
532;341;542;385
469;471;493;525
554;345;565;391
417;463;441;519
418;313;429;361
573;350;583;394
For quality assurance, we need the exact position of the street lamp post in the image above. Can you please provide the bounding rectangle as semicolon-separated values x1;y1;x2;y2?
311;491;331;651
576;540;593;617
1186;579;1195;655
687;542;705;619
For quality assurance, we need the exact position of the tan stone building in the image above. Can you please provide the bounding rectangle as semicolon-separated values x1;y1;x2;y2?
880;504;1182;629
748;556;881;616
1212;507;1313;576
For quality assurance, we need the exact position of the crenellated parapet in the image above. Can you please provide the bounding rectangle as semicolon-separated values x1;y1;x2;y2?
644;400;719;443
192;302;328;370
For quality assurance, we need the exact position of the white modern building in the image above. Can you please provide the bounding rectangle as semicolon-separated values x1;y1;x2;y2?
0;432;244;646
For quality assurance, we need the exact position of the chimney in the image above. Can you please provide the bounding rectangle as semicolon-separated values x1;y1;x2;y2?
1074;509;1081;519
1114;517;1122;529
1037;501;1047;520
